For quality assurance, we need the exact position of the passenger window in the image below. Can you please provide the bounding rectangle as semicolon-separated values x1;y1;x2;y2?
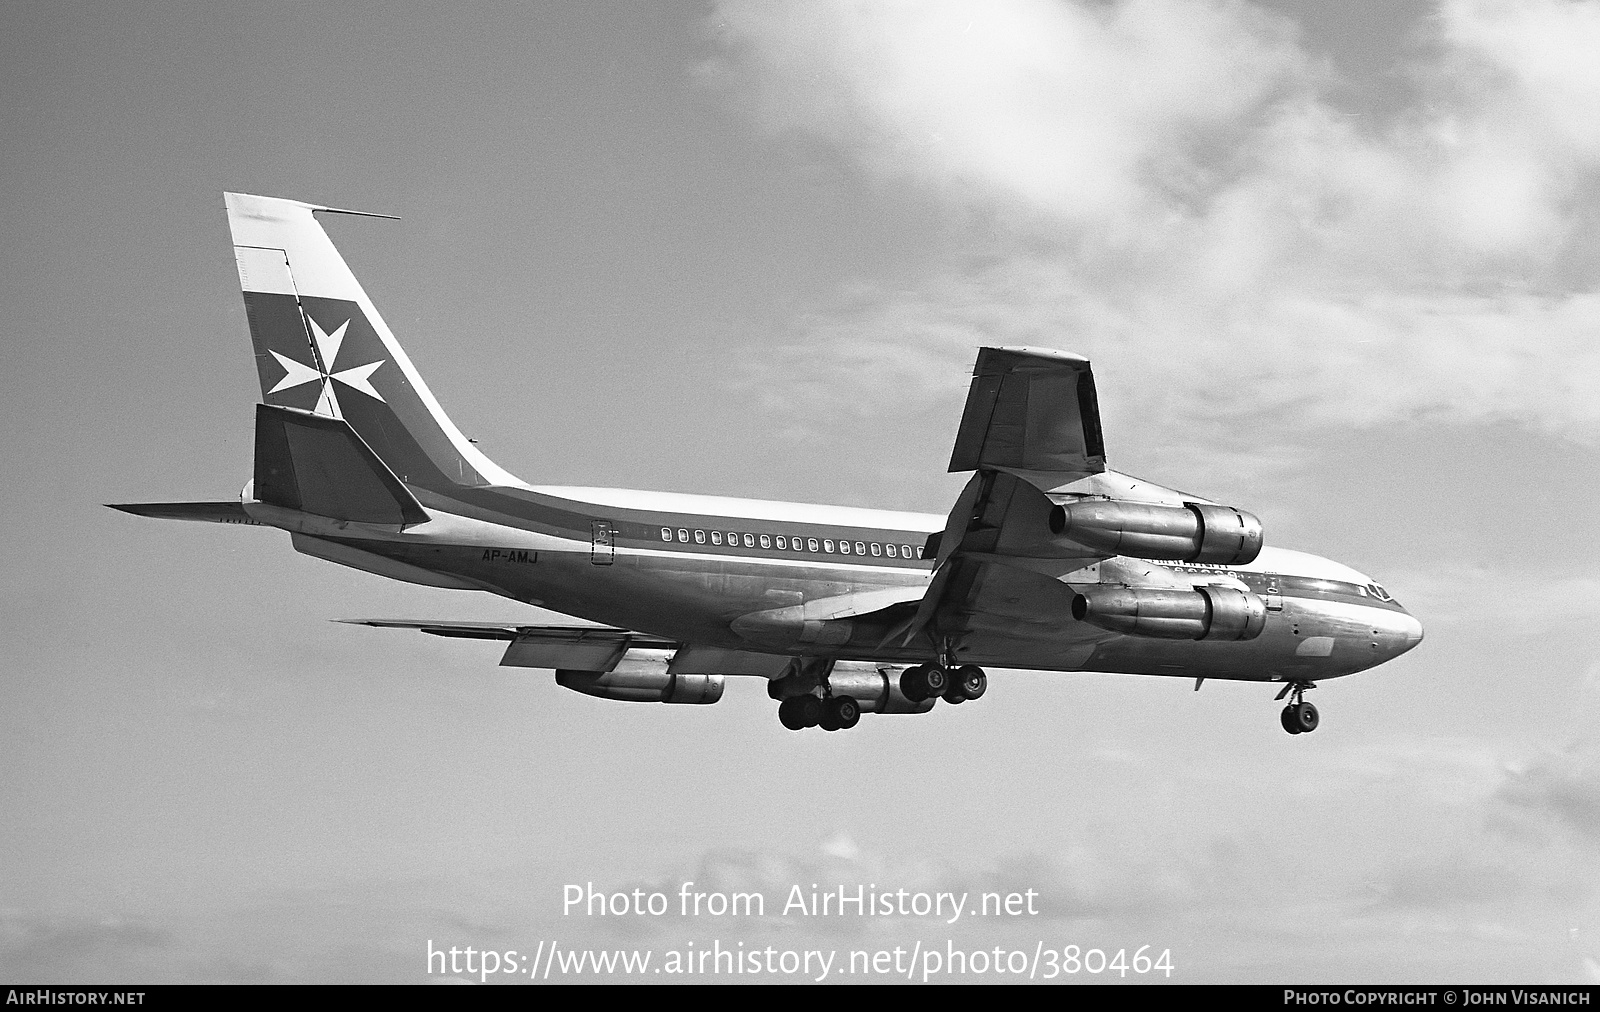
840;541;851;555
677;529;689;543
823;539;835;552
743;534;755;548
759;535;771;548
727;532;738;545
694;530;706;544
808;538;819;552
855;541;865;555
914;546;923;558
885;544;897;558
660;528;672;541
775;536;786;550
870;543;881;557
711;531;722;545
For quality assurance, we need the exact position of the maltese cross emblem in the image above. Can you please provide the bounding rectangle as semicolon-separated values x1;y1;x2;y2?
267;316;386;418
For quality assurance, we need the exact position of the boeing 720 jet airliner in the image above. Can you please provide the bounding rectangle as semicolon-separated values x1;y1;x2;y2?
111;193;1423;735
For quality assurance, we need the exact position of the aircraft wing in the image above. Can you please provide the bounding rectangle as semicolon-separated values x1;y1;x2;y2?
947;346;1105;492
909;348;1114;646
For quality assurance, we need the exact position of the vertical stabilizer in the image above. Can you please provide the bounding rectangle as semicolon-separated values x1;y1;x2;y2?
225;192;523;492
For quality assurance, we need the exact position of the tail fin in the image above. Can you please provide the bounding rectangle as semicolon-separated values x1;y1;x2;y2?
225;192;521;493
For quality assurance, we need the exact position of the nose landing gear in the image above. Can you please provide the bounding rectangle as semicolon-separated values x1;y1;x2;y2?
1274;680;1319;734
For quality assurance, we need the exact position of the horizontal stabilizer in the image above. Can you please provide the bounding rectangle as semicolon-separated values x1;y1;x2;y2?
338;618;669;645
255;403;429;526
341;621;793;677
340;620;683;671
106;501;266;525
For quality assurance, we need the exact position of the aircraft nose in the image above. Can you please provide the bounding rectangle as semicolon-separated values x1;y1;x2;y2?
1397;611;1423;653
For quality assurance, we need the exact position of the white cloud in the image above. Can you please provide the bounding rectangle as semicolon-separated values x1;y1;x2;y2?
1381;564;1600;632
707;0;1306;223
1440;0;1600;159
706;0;1600;446
1494;743;1600;846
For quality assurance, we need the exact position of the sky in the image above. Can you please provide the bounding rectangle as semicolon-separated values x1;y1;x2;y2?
3;0;1599;985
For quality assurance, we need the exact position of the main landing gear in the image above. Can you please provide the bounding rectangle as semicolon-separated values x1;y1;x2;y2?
900;663;987;705
1275;680;1319;734
774;660;989;731
778;693;860;732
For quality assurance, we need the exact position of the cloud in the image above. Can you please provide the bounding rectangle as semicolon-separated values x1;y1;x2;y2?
1381;565;1600;632
6;779;1596;985
0;910;173;981
705;0;1600;447
706;0;1306;223
1494;745;1600;847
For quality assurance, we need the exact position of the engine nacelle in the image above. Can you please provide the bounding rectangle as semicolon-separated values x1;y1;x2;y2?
826;664;936;714
1071;585;1267;641
556;669;724;704
1049;500;1263;566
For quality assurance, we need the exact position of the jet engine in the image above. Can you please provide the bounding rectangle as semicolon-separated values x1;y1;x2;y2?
1049;500;1263;566
826;663;936;714
556;669;724;704
1071;585;1267;641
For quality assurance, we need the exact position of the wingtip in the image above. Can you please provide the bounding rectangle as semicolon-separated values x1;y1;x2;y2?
980;346;1090;364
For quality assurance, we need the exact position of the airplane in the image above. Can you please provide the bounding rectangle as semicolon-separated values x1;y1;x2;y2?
109;192;1424;735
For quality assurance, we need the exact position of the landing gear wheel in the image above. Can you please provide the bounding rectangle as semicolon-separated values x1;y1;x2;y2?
828;695;861;730
955;665;987;700
778;697;808;731
899;664;948;702
942;688;966;704
899;665;930;702
1292;701;1319;734
1275;680;1319;735
793;695;823;729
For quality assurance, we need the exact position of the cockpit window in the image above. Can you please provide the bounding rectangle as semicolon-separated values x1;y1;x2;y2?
1368;583;1393;602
